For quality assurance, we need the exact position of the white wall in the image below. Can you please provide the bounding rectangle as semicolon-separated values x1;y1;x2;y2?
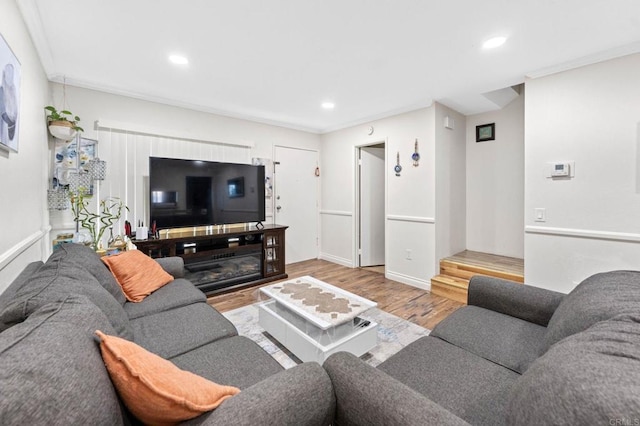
0;0;50;291
435;104;467;261
320;107;437;289
466;93;524;258
525;53;640;293
47;85;321;246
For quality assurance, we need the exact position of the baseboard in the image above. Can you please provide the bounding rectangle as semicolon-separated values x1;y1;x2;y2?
319;252;353;268
386;270;431;291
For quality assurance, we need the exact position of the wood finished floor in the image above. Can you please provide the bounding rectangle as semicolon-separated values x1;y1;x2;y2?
207;259;463;330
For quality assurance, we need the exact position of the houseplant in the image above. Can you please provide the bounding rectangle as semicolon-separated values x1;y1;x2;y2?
70;188;128;250
45;105;84;140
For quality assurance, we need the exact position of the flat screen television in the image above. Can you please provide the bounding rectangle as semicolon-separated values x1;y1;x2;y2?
149;157;265;229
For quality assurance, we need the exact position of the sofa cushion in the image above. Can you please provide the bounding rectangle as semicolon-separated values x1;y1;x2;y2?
543;270;640;352
508;313;640;425
378;335;519;426
188;363;335;426
154;256;185;278
96;330;240;425
0;258;133;339
431;305;547;374
124;278;206;320
131;303;237;359
52;243;126;305
0;261;43;323
170;336;284;390
102;250;174;302
0;296;124;425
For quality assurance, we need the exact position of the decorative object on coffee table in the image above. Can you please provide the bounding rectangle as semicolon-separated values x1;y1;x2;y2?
258;276;378;363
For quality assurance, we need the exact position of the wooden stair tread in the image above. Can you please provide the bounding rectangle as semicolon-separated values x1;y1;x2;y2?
431;274;469;289
431;250;525;304
440;261;524;283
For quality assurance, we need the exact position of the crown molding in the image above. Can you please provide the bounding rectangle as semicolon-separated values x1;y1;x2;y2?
526;41;640;80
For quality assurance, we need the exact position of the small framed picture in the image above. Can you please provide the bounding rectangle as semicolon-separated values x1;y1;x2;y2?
476;123;495;142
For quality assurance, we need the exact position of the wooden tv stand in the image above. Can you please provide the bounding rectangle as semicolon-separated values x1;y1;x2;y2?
134;224;288;295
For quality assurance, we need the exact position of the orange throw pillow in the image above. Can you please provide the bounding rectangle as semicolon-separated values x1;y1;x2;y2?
101;250;174;302
95;330;240;425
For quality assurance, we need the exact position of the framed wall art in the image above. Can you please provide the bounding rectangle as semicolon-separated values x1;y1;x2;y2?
0;33;21;152
476;123;495;142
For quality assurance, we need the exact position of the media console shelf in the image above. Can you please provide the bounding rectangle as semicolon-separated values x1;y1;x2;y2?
135;224;288;295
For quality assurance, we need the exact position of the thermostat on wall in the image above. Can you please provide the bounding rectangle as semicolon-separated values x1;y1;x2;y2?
548;161;574;178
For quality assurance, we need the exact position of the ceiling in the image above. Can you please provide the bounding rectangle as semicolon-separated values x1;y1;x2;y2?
18;0;640;134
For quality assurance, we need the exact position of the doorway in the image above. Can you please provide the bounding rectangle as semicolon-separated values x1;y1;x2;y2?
273;146;319;264
357;143;385;268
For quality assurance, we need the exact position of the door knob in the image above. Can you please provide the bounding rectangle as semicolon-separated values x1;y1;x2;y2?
276;205;282;211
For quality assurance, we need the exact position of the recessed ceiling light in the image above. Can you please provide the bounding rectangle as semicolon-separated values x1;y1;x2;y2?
169;54;189;65
482;36;507;49
321;102;335;110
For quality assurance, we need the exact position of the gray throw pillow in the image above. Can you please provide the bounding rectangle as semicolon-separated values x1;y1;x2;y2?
542;270;640;353
508;313;640;425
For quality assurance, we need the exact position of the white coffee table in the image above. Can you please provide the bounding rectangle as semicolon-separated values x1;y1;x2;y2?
258;276;378;364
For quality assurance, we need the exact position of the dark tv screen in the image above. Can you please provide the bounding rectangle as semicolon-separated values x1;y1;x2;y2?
149;157;265;229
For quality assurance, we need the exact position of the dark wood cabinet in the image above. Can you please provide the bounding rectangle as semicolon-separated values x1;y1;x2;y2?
263;227;286;278
135;224;288;294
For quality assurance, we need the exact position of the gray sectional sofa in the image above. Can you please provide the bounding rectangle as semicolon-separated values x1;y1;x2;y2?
324;272;640;425
0;243;334;425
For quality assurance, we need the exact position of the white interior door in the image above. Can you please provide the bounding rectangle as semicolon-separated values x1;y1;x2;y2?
274;146;319;264
360;146;385;266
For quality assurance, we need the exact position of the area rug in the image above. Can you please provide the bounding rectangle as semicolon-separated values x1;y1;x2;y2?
223;303;431;369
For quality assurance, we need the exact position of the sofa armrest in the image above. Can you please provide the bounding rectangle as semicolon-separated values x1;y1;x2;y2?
154;257;185;279
189;362;335;426
467;276;565;326
323;352;469;426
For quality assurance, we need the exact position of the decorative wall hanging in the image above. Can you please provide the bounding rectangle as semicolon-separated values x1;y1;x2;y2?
412;138;420;167
48;136;101;209
476;123;495;142
53;136;97;192
394;151;402;176
0;33;21;152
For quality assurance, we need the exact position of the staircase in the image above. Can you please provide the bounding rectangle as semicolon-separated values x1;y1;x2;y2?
431;250;524;304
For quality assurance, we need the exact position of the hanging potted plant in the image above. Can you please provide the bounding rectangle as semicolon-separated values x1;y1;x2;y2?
45;106;84;141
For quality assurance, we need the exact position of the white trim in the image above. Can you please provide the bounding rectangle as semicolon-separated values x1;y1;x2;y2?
319;252;353;268
525;225;640;243
387;270;430;291
16;0;56;75
48;75;321;134
95;119;255;148
526;41;640;79
320;210;352;217
387;215;435;224
0;227;51;271
319;100;434;134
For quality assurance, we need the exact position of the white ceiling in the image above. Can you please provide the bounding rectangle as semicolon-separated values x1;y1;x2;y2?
18;0;640;133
